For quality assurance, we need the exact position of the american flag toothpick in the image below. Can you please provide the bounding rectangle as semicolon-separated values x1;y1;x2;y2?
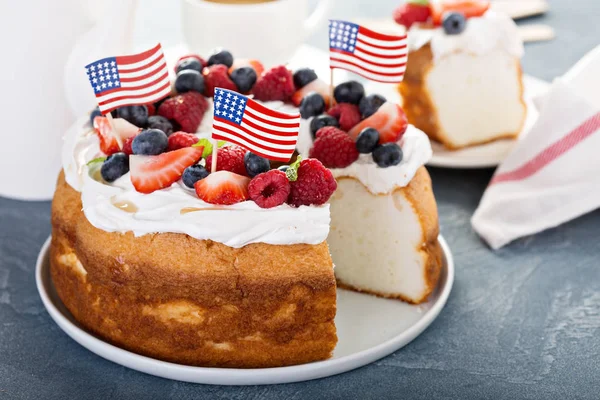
329;20;409;84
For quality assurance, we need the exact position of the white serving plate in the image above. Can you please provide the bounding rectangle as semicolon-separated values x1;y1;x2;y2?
36;235;454;385
365;74;551;169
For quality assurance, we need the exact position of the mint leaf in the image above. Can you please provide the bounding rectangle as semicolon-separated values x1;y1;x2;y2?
192;138;213;158
86;157;106;166
286;156;302;182
408;0;429;5
217;140;227;148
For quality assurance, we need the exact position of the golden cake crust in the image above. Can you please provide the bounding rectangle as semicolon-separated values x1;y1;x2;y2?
398;43;526;150
50;172;337;368
335;167;443;304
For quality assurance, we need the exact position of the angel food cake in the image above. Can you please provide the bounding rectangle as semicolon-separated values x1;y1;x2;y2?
394;0;526;149
52;50;340;368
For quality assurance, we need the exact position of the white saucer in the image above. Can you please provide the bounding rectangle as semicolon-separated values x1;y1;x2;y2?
36;236;454;385
365;75;551;169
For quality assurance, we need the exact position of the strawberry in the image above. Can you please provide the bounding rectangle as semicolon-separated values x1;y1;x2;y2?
228;59;265;77
129;147;204;194
430;0;490;26
194;170;250;205
348;102;408;144
93;116;139;156
291;79;331;108
393;2;431;29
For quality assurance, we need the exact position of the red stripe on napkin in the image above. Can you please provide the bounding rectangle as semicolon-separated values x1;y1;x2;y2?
491;112;600;185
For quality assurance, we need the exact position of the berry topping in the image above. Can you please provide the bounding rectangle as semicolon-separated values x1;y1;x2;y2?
293;68;318;89
248;169;291;209
393;2;431;29
206;145;247;176
291;78;331;107
299;92;326;119
90;107;102;126
355;127;380;154
130;147;204;194
146;103;156;116
230;66;258;93
288;159;337;207
175;55;205;73
430;0;490;26
252;65;295;102
175;69;205;94
327;103;361;131
93;116;120;156
359;94;387;119
167;131;199;151
333;81;365;105
309;127;359;168
100;153;129;183
132;129;169;155
194;170;250;205
158;91;208;133
442;11;467;35
244;152;270;178
147;115;174;136
348;102;408;144
310;114;339;138
122;136;135;156
115;105;148;128
202;64;237;97
372;143;403;168
182;164;209;188
228;59;264;77
207;49;234;68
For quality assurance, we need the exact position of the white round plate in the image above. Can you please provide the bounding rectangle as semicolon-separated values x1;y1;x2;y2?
364;75;551;169
36;235;454;385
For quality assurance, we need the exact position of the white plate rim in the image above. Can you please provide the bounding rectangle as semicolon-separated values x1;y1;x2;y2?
36;235;454;386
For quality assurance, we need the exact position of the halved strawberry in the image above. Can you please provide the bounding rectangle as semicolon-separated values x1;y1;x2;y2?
194;170;250;205
430;0;490;26
228;59;265;77
93;116;140;155
291;78;332;108
348;102;408;144
130;147;203;194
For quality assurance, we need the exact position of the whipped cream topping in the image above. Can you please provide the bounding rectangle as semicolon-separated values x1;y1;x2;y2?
62;106;330;248
408;11;524;62
330;126;432;195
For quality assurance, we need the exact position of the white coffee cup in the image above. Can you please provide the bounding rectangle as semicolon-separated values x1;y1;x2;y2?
181;0;334;67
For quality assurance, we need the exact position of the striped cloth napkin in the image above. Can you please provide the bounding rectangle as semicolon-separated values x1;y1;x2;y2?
472;46;600;249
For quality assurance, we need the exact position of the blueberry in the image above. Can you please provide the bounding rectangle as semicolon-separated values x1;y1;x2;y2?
147;115;174;136
244;152;270;178
359;94;387;118
100;153;129;182
90;107;102;126
230;67;257;93
442;12;466;35
116;105;148;128
175;57;203;73
131;129;168;155
182;164;209;188
277;165;289;172
309;114;339;138
356;128;380;154
299;92;325;119
207;49;234;68
372;143;403;168
175;69;205;94
293;68;318;89
334;81;365;105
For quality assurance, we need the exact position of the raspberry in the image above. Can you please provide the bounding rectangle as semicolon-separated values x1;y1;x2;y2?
202;64;237;97
288;159;337;207
122;136;135;155
145;103;156;116
327;103;361;131
168;131;198;151
158;92;208;133
393;3;431;29
309;127;359;168
248;170;291;208
252;65;295;102
206;146;247;176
